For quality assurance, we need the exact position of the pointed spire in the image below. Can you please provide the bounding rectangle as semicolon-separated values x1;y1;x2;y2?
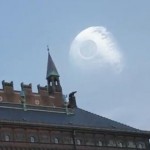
47;45;50;52
46;46;59;79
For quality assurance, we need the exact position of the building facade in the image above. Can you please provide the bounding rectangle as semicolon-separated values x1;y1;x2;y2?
0;51;149;150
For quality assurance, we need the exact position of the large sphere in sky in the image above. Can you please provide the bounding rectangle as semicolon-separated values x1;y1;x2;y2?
69;26;123;73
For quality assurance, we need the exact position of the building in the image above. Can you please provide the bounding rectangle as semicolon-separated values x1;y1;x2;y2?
0;50;149;150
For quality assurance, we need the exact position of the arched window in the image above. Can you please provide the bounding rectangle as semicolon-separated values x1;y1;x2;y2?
30;136;35;143
117;141;123;147
137;142;146;149
108;139;116;147
50;81;52;86
128;141;136;148
76;139;81;145
116;140;126;148
54;137;59;144
55;81;58;85
5;135;10;141
97;140;103;146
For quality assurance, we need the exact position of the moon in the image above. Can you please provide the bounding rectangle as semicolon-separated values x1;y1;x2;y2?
69;26;123;73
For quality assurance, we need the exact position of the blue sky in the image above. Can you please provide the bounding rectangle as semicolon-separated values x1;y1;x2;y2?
0;0;150;130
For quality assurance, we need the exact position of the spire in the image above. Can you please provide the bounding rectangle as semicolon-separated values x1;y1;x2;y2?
46;46;59;79
46;46;62;94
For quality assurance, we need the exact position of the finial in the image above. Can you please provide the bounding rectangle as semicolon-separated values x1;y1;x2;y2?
47;45;50;52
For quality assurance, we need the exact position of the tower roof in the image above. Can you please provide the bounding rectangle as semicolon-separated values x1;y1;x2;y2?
46;51;59;79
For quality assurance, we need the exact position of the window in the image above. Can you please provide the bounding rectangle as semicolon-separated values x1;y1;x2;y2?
128;141;136;148
137;142;146;149
30;136;35;143
50;82;52;86
5;135;10;141
54;138;59;144
108;139;116;147
97;140;103;146
55;81;58;85
76;139;81;145
117;142;123;147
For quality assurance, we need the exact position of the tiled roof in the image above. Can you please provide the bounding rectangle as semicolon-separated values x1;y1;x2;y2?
0;104;145;134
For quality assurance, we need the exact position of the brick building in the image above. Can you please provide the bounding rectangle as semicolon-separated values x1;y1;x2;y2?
0;51;149;150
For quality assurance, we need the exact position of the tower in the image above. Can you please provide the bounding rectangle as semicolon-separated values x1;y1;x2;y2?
46;48;62;95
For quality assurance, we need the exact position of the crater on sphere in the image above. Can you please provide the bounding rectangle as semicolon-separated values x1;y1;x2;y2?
79;40;97;60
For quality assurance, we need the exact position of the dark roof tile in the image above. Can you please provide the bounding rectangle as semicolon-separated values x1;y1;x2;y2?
0;106;140;133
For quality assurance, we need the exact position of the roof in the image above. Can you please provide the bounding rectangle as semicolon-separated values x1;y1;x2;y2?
46;52;59;79
0;103;147;135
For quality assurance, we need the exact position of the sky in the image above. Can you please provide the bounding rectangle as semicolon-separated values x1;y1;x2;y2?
0;0;150;130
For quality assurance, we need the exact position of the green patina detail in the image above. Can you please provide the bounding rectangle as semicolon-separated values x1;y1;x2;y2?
47;70;59;78
46;52;60;79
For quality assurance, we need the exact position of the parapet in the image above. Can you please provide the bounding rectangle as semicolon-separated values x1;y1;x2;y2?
21;82;32;95
37;84;47;92
21;82;32;89
1;81;50;96
37;84;48;96
2;80;14;93
0;80;65;108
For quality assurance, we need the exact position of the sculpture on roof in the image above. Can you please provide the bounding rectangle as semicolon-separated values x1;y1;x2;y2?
69;91;77;98
68;91;77;108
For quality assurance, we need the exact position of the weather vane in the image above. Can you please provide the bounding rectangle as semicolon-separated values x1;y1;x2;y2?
47;45;49;52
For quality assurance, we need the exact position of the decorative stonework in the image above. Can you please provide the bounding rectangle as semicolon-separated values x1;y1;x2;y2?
0;80;64;108
35;99;40;105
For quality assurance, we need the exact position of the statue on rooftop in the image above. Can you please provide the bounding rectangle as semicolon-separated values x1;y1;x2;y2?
68;91;77;108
